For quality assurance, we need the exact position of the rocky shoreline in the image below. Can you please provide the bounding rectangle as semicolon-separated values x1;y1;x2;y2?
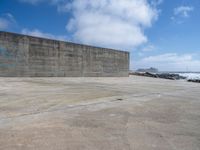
188;79;200;83
130;72;200;83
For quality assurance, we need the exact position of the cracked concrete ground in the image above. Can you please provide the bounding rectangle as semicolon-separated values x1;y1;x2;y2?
0;76;200;150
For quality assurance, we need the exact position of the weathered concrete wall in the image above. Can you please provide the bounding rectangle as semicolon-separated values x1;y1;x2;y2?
0;31;129;77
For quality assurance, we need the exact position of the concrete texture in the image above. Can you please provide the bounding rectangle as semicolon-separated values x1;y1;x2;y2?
0;31;129;77
0;76;200;150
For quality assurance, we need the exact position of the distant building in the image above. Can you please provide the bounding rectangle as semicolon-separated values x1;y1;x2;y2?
0;31;129;77
137;67;158;73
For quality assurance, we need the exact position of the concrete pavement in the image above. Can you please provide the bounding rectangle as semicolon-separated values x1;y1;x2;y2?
0;76;200;150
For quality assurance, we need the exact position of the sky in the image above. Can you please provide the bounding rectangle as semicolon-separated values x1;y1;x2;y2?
0;0;200;72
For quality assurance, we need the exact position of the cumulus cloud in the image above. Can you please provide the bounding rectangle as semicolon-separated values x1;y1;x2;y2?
19;0;54;5
0;13;16;30
21;28;68;41
19;0;61;5
64;0;160;50
174;6;194;18
19;0;44;5
19;0;161;50
134;53;200;72
150;0;163;7
141;44;155;52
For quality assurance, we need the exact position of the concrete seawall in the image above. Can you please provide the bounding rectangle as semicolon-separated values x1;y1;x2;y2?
0;31;129;77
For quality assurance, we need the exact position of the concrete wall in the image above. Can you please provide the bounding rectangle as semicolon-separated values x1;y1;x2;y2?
0;31;129;77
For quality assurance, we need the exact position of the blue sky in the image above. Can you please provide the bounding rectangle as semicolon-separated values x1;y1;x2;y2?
0;0;200;72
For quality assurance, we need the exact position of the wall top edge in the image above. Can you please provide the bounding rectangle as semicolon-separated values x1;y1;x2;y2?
0;31;129;54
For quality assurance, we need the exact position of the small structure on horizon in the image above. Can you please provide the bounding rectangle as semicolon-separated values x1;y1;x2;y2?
136;67;158;73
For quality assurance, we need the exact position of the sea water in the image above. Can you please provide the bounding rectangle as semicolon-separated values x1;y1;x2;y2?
177;73;200;80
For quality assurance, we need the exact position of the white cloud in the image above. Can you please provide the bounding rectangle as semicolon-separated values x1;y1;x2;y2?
63;0;160;50
57;3;72;12
133;53;200;72
19;0;44;4
19;0;161;51
142;53;192;62
19;0;64;5
174;6;194;18
141;44;155;52
21;28;68;41
150;0;163;6
19;0;53;5
0;13;16;30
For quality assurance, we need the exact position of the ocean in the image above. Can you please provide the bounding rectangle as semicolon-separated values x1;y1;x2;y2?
176;73;200;80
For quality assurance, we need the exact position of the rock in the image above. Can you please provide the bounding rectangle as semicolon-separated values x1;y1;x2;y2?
144;72;158;78
157;73;186;80
188;79;200;83
130;72;186;80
